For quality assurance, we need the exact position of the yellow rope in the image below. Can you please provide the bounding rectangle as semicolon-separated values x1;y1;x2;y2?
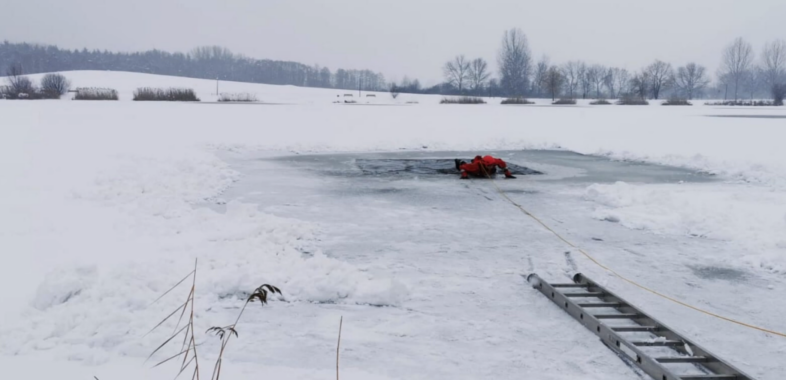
481;165;786;338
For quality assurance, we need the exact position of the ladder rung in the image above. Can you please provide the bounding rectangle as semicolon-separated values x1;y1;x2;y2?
578;302;623;308
594;313;640;319
612;326;657;332
656;357;710;364
632;340;684;347
564;292;604;297
551;283;587;288
679;376;737;380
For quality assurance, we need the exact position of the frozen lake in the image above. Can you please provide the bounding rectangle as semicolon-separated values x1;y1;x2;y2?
215;149;781;380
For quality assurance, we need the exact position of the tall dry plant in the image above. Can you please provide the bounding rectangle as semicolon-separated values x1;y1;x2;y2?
147;259;281;380
206;284;281;380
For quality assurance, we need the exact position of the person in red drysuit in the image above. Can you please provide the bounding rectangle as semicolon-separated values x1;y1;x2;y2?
455;156;516;179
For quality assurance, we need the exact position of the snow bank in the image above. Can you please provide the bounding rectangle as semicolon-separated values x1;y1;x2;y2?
584;181;786;273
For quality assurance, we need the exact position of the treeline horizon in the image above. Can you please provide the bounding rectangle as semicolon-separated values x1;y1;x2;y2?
1;35;785;102
430;30;786;102
0;41;389;92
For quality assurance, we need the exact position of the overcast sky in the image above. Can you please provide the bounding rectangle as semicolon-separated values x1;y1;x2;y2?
2;0;784;84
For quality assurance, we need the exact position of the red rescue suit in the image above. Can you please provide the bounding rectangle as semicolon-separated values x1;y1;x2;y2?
459;155;516;179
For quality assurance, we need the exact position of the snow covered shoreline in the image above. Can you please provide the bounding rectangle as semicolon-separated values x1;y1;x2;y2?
2;71;785;379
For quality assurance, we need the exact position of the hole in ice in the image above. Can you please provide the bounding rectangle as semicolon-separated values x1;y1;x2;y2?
355;159;543;176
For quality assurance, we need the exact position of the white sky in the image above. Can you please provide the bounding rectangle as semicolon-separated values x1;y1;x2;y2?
2;0;784;84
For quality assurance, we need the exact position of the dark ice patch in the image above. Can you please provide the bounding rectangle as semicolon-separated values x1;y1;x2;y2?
355;159;543;176
502;189;539;194
689;266;748;282
706;115;786;119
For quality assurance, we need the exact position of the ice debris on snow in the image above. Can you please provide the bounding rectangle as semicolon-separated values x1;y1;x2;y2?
32;265;98;310
584;181;786;274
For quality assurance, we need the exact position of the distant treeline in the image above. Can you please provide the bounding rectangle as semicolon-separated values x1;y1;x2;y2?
0;42;388;91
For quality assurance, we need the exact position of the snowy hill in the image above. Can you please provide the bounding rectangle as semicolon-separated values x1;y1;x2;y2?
2;71;786;379
24;70;444;105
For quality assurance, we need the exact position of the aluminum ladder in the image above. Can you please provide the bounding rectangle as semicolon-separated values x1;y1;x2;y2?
527;273;755;380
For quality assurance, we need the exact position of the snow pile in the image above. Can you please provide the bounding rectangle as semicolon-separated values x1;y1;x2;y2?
584;181;786;273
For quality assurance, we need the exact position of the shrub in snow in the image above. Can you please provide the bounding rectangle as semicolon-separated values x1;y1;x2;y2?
1;76;50;100
218;92;258;102
500;97;533;105
706;100;779;106
552;98;577;105
616;95;649;105
662;98;692;106
441;96;486;104
40;73;71;98
3;64;36;99
590;99;612;105
133;87;200;101
74;87;119;100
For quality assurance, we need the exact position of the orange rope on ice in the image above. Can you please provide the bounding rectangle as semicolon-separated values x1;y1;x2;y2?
480;165;786;338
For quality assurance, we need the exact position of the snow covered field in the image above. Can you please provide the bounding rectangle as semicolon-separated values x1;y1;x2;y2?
2;71;786;379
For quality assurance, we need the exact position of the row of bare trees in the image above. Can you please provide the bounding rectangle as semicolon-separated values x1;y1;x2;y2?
433;31;785;103
442;55;491;93
436;28;533;97
437;28;713;100
716;37;786;103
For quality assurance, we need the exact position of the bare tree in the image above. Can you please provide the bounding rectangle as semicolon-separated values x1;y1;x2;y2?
629;72;650;100
603;68;615;98
612;68;630;99
716;72;732;100
544;66;564;101
561;61;580;98
497;28;533;97
673;63;709;99
468;58;491;92
443;55;471;92
762;39;786;97
389;83;400;99
40;73;72;97
773;83;786;106
719;37;754;101
741;67;764;100
4;64;35;98
532;56;550;96
577;62;591;99
645;60;673;99
587;64;606;98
